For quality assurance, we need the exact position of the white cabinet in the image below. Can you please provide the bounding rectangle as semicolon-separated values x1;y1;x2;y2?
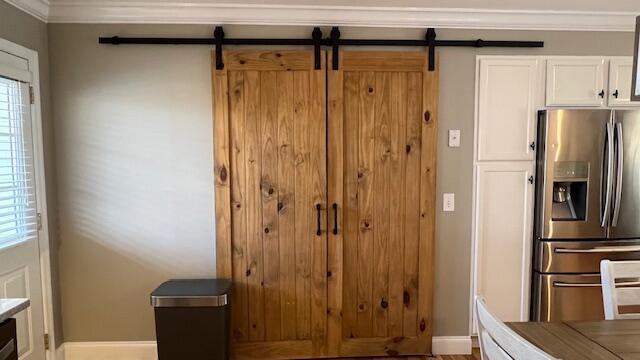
608;58;640;107
546;58;605;107
477;58;539;161
474;162;534;322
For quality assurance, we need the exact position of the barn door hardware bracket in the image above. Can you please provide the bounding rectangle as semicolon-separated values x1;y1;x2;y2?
98;26;545;72
426;28;436;71
312;27;323;70
330;27;341;70
214;26;225;70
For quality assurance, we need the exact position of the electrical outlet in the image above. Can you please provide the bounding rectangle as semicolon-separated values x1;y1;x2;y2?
443;193;455;212
448;130;461;147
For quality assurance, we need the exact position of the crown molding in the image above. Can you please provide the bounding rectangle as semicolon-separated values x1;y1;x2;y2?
4;0;49;22
4;0;639;31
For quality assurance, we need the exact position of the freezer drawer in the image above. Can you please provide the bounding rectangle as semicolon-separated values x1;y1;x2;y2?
536;239;640;273
533;273;604;322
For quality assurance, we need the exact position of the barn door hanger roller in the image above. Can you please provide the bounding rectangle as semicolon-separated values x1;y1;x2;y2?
99;26;544;72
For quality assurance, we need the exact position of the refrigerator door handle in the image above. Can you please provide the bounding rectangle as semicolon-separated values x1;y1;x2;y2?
612;122;624;227
553;281;601;288
601;122;614;228
555;245;640;253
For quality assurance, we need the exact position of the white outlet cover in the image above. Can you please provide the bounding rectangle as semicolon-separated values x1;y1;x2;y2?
448;129;461;147
443;193;455;212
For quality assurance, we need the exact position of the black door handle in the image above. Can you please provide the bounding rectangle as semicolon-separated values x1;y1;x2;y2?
316;204;321;236
332;203;338;235
598;89;605;98
613;90;619;99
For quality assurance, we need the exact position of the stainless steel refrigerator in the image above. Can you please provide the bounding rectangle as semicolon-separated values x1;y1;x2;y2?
532;109;640;322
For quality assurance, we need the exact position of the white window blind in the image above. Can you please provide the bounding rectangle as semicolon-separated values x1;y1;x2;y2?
0;76;37;249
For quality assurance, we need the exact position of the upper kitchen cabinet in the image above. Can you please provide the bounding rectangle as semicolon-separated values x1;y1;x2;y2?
546;58;605;107
608;58;640;107
477;58;540;161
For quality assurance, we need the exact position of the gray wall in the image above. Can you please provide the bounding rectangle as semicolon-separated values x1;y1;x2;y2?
48;23;635;341
0;0;63;347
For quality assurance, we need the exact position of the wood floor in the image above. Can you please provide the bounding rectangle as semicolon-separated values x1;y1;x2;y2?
431;348;481;360
333;349;481;360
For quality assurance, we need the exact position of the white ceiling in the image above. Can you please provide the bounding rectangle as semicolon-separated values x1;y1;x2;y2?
5;0;640;30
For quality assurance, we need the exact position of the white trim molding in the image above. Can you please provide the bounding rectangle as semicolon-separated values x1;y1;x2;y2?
57;337;471;359
3;0;639;31
60;342;158;360
433;336;473;355
3;0;49;22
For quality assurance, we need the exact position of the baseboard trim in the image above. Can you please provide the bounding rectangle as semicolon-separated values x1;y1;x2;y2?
58;336;472;359
61;341;158;360
432;336;473;355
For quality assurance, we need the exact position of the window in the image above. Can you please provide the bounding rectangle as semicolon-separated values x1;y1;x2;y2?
0;76;37;249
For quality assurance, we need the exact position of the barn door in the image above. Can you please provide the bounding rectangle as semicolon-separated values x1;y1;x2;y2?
327;51;438;357
212;50;327;359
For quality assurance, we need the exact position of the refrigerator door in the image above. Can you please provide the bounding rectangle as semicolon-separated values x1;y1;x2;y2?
610;110;640;239
538;110;611;239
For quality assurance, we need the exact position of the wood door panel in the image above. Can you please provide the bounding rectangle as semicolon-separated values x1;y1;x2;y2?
215;49;437;359
213;50;327;358
327;51;438;357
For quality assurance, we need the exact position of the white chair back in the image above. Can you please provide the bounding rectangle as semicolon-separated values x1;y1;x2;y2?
475;296;556;360
600;259;640;320
480;330;512;360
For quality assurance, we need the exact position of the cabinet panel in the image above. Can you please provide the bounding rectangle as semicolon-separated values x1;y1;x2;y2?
546;59;605;107
477;58;538;161
474;162;534;323
608;58;640;107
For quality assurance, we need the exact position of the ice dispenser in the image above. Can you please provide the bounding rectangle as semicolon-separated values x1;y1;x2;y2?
552;161;589;221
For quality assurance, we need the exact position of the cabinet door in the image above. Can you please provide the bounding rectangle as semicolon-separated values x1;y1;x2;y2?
546;58;605;107
608;58;640;107
213;50;327;359
327;51;437;357
477;58;539;161
474;162;534;324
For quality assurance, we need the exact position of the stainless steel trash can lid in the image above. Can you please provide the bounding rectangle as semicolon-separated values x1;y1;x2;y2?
151;279;232;308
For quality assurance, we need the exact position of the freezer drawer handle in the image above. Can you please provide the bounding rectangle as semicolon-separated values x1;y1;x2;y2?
0;339;15;360
553;281;601;288
555;245;640;254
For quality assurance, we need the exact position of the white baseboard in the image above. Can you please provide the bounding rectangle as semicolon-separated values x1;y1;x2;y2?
55;345;65;360
60;342;158;360
57;336;472;359
432;336;473;355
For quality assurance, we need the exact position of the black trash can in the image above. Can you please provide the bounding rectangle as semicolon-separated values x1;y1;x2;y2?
151;279;232;360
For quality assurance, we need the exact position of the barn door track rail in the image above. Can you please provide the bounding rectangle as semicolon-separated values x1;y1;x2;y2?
98;26;544;71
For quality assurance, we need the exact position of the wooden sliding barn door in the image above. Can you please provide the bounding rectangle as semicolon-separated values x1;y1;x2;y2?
327;51;438;357
213;50;327;359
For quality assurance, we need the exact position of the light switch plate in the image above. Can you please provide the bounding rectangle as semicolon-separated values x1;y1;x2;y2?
443;193;455;212
448;129;461;147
